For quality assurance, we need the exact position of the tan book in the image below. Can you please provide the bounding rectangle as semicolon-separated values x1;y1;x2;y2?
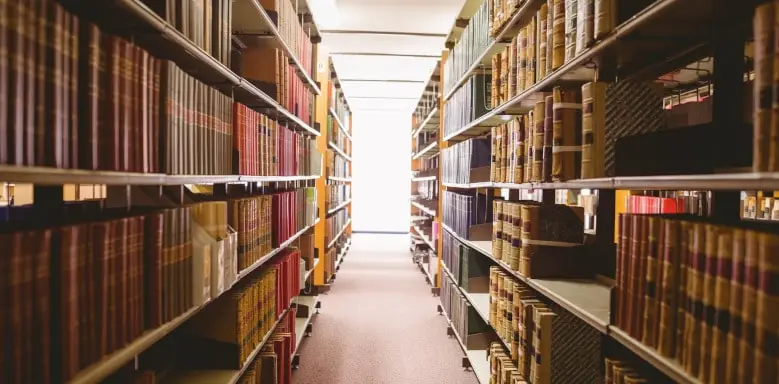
594;0;616;39
538;4;549;80
551;87;583;181
494;200;504;259
580;82;607;179
531;101;546;181
518;26;528;93
551;0;566;70
526;16;537;90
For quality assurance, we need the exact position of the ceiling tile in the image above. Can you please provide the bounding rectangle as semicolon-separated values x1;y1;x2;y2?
331;55;438;82
321;34;444;56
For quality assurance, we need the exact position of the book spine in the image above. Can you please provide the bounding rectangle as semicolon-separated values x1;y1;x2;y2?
580;81;606;179
724;229;746;383
551;0;565;70
551;87;583;181
531;101;545;181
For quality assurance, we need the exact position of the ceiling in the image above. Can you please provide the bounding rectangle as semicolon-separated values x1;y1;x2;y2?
308;0;465;113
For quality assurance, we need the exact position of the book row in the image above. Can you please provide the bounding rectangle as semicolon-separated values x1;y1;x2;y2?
260;0;314;75
442;136;490;184
488;267;602;383
0;3;319;175
489;0;651;108
186;248;301;369
442;230;488;293
238;308;297;384
238;40;313;126
443;74;492;137
328;115;351;156
327;185;351;211
234;104;320;177
330;85;351;128
442;190;493;239
147;0;234;67
743;193;779;221
484;79;665;181
493;200;587;279
624;193;709;216
326;210;349;245
415;179;438;202
616;213;779;383
413;91;438;130
416;157;440;175
0;206;205;383
327;149;350;178
440;272;491;350
230;188;317;272
443;0;493;95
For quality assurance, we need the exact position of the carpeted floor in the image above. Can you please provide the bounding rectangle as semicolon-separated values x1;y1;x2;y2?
292;233;479;384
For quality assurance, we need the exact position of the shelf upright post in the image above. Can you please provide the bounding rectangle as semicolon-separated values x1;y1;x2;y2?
710;10;748;222
313;42;330;286
346;113;353;239
436;50;449;290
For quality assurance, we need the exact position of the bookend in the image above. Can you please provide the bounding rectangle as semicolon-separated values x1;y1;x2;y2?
462;357;472;371
305;323;313;336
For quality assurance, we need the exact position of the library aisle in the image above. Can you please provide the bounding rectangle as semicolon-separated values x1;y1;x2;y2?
292;233;477;384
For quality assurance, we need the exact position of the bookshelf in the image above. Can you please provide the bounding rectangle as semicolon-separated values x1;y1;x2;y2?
411;62;442;290
319;58;354;284
432;0;766;383
0;0;354;382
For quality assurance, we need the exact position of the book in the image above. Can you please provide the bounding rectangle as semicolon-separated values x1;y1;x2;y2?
551;87;583;181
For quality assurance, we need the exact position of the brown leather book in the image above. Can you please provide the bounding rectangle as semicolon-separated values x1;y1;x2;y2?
724;229;746;382
657;219;680;357
753;232;779;382
518;26;528;94
699;224;722;382
616;213;630;331
709;228;733;384
641;216;662;348
683;222;706;376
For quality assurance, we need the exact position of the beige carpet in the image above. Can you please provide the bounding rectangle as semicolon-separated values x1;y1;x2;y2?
292;233;479;384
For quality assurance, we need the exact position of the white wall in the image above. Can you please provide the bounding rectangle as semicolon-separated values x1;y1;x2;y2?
351;111;411;232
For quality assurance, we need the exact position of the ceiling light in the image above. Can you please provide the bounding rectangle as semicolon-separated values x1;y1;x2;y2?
310;0;340;29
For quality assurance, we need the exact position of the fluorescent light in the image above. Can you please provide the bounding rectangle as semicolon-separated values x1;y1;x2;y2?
310;0;340;29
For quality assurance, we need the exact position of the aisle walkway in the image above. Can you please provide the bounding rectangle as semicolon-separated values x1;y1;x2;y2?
292;233;479;384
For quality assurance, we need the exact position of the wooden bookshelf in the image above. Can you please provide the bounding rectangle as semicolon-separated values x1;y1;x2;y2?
0;0;354;381
433;0;764;382
69;0;321;136
411;61;443;292
232;0;322;95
